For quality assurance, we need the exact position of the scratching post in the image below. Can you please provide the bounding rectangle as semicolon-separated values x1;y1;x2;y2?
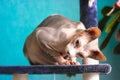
0;65;111;80
80;0;99;80
82;39;100;80
83;58;99;80
0;65;111;74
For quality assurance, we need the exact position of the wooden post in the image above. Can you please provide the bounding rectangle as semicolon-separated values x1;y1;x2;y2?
82;39;99;80
83;58;99;80
13;74;28;80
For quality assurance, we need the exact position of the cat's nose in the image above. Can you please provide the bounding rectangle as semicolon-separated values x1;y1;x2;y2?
76;52;84;58
67;51;70;54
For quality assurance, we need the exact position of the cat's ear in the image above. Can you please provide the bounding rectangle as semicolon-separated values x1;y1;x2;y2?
85;27;101;39
88;50;106;61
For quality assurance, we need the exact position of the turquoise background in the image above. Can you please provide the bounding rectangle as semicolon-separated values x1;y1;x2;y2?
0;0;120;80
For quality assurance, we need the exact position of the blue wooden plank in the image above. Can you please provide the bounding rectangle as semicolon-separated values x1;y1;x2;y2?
0;64;111;75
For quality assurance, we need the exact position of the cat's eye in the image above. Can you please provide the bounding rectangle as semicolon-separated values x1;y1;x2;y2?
75;40;79;47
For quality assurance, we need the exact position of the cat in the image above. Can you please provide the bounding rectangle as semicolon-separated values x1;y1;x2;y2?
23;15;106;65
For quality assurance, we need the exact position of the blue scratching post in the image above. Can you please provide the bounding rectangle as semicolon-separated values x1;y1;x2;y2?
80;0;98;28
0;64;111;74
80;0;110;80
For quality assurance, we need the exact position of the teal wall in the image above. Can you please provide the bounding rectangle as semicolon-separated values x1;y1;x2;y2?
0;0;120;80
98;1;120;80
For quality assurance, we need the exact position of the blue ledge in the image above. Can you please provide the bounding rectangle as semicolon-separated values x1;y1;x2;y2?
0;64;111;75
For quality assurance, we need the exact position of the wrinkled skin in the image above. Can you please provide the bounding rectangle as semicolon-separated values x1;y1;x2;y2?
23;15;106;65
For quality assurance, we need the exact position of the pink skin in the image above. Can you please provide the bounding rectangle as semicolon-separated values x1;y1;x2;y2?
23;15;106;65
